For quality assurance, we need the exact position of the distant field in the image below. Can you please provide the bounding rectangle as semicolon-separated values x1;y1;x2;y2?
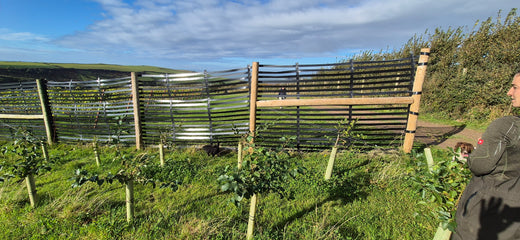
0;61;188;74
0;61;192;82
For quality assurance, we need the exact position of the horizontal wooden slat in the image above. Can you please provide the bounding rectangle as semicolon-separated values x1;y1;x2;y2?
0;114;44;119
256;97;414;107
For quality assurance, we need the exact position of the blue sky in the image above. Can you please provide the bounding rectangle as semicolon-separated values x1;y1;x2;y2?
0;0;517;72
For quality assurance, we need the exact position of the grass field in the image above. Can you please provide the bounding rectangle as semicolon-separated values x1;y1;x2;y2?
0;61;187;74
0;139;459;240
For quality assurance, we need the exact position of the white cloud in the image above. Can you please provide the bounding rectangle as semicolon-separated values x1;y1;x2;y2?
58;0;426;60
4;0;518;70
0;29;49;42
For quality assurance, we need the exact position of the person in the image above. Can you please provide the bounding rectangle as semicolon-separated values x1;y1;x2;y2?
278;87;287;100
452;72;520;240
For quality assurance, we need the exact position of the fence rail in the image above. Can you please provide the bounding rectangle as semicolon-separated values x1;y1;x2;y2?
0;49;429;152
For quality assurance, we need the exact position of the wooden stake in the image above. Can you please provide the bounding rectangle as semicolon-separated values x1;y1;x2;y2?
403;48;430;153
131;72;143;150
36;79;55;145
246;62;259;239
249;62;259;133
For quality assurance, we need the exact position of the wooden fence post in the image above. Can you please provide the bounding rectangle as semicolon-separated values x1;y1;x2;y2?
249;62;259;133
403;48;430;153
131;72;143;150
246;62;260;239
36;79;55;145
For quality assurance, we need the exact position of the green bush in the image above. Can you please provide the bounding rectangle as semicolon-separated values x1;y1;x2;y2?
348;8;520;124
423;9;520;123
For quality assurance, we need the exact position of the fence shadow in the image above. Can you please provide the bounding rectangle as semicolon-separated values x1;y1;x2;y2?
270;162;372;235
414;124;467;146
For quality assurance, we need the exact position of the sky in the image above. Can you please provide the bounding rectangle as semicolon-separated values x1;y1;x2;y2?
0;0;517;72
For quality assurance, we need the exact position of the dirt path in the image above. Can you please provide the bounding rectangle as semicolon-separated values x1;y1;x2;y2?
414;120;483;150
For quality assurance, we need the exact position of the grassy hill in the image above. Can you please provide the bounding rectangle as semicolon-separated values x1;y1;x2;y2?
0;61;190;82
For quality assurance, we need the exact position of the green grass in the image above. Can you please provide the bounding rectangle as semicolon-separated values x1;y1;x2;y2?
0;142;446;239
418;112;489;131
0;61;188;74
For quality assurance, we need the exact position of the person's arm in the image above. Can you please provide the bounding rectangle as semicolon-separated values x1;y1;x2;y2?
467;118;515;176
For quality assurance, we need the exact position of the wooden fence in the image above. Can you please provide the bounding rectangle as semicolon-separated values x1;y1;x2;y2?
0;48;429;152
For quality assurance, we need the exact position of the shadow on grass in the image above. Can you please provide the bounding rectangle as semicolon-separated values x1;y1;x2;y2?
131;189;237;238
269;160;373;237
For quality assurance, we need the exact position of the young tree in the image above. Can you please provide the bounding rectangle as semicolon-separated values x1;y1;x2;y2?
218;130;305;239
1;129;51;207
